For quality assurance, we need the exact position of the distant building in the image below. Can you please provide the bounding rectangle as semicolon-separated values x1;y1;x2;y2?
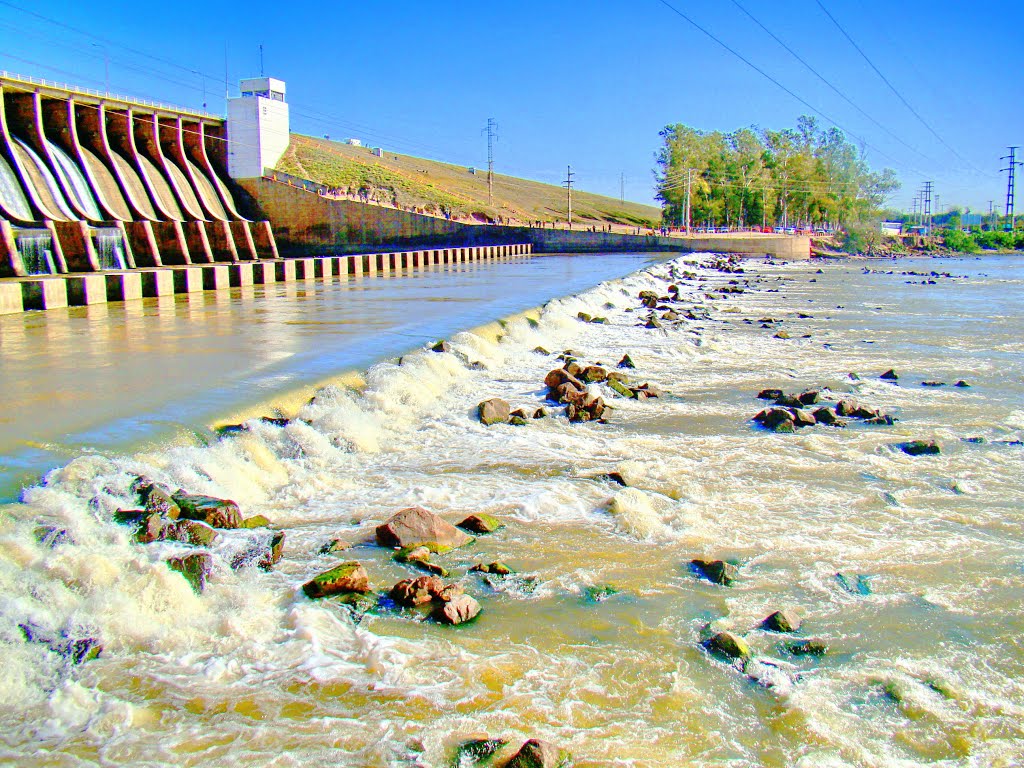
226;77;289;179
880;221;903;236
345;138;362;147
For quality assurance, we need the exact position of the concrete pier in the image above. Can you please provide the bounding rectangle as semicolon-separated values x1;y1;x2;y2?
0;244;534;314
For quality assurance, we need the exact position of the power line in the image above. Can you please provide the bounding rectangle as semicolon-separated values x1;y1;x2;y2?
652;0;918;176
726;0;935;165
812;0;985;175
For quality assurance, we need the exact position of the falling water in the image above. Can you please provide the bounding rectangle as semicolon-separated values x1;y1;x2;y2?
0;152;33;222
13;229;56;275
47;141;103;221
93;227;128;270
12;137;76;220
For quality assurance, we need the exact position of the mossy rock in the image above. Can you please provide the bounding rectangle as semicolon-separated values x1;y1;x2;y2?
607;378;635;399
457;514;504;534
241;515;272;528
583;584;619;603
394;542;453;560
452;738;508;767
302;562;370;598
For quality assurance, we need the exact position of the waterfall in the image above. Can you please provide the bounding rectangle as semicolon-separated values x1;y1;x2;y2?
14;229;56;275
94;227;128;270
12;137;77;220
0;152;34;222
47;141;103;221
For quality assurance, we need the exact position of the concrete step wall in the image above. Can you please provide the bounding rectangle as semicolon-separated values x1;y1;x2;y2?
0;243;534;315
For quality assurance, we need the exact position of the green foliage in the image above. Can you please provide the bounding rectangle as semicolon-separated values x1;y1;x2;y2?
655;116;899;229
840;223;883;255
942;229;979;253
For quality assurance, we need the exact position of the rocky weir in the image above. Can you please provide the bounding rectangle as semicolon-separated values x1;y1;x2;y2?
0;252;1021;766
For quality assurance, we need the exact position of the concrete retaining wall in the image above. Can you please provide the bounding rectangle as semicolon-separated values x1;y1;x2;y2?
241;177;811;261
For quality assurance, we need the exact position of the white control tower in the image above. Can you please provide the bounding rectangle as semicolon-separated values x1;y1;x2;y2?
226;77;289;179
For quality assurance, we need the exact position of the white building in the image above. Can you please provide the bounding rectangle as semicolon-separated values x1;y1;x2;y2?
226;77;289;179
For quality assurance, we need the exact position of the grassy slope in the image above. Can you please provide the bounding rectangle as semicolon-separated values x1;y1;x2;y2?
274;134;661;227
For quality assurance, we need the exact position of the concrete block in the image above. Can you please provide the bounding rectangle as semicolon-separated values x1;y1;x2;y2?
295;258;316;280
254;261;276;284
275;259;296;282
0;282;24;314
229;262;255;287
105;271;144;302
316;257;334;279
21;278;68;310
203;265;230;291
67;274;108;306
140;269;175;297
346;255;361;276
172;267;204;293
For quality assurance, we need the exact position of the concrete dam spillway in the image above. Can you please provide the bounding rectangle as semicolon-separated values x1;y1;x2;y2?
0;72;278;291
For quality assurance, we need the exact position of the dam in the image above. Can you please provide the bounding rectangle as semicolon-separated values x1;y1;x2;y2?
0;71;804;316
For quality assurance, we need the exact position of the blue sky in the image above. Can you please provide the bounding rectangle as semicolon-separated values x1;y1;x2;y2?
1;0;1020;213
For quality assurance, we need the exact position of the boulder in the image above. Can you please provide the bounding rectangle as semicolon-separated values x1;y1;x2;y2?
318;538;350;555
563;361;582;378
577;311;592;323
302;562;370;598
692;558;737;586
163;519;219;547
471;561;514;576
851;405;879;420
167;552;213;593
458;513;504;534
171;492;242;529
812;407;842;426
430;340;451;353
763;609;802;633
617;354;636;369
552;382;587;405
774;394;803;409
533;346;551;355
18;623;102;665
880;369;899;380
509;416;529;426
435;583;465;603
580;366;608;383
789;409;817;428
786;639;828;656
505;739;572;768
544;368;584;391
662;310;679;321
431;593;481;625
607;378;635;399
757;388;784;401
140;485;180;519
232;530;285;571
636;383;664;398
533;407;549;419
836;399;859;417
898;440;940;456
241;515;272;528
753;408;796;432
708;631;751;660
798;390;820;405
921;381;946;387
375;507;472;550
953;380;971;388
478;398;511;426
134;512;170;544
645;317;663;329
390;576;444;607
774;331;791;339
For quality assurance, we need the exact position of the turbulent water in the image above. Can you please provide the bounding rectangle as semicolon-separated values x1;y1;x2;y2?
0;253;1021;767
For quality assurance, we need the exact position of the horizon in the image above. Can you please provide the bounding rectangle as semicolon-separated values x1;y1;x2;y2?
0;0;1020;214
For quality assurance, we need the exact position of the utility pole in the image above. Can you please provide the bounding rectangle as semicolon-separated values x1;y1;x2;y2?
923;181;934;236
482;118;498;206
683;168;697;234
259;44;264;76
988;200;995;230
563;165;575;229
1001;147;1021;230
620;172;625;204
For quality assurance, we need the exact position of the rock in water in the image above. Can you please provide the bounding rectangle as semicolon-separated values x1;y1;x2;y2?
898;440;940;456
302;562;370;598
241;515;272;528
763;609;802;632
691;558;737;586
753;408;796;433
167;552;213;593
787;639;828;656
431;594;481;625
163;519;219;547
880;369;899;380
757;388;784;400
505;740;572;768
375;507;472;549
708;631;751;660
390;576;444;607
457;513;504;534
618;353;636;369
580;366;608;383
478;398;511;426
454;738;509;766
171;492;242;529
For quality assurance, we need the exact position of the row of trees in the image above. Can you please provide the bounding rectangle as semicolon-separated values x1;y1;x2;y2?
655;116;900;230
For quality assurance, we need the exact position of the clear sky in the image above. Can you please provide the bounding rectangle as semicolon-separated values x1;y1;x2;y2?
1;0;1020;214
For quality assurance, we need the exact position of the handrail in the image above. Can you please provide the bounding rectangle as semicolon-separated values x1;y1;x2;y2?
0;70;221;121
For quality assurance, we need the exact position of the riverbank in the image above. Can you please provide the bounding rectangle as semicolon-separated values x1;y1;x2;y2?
1;252;1021;766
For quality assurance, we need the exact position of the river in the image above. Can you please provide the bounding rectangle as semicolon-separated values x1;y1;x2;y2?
0;252;1021;767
